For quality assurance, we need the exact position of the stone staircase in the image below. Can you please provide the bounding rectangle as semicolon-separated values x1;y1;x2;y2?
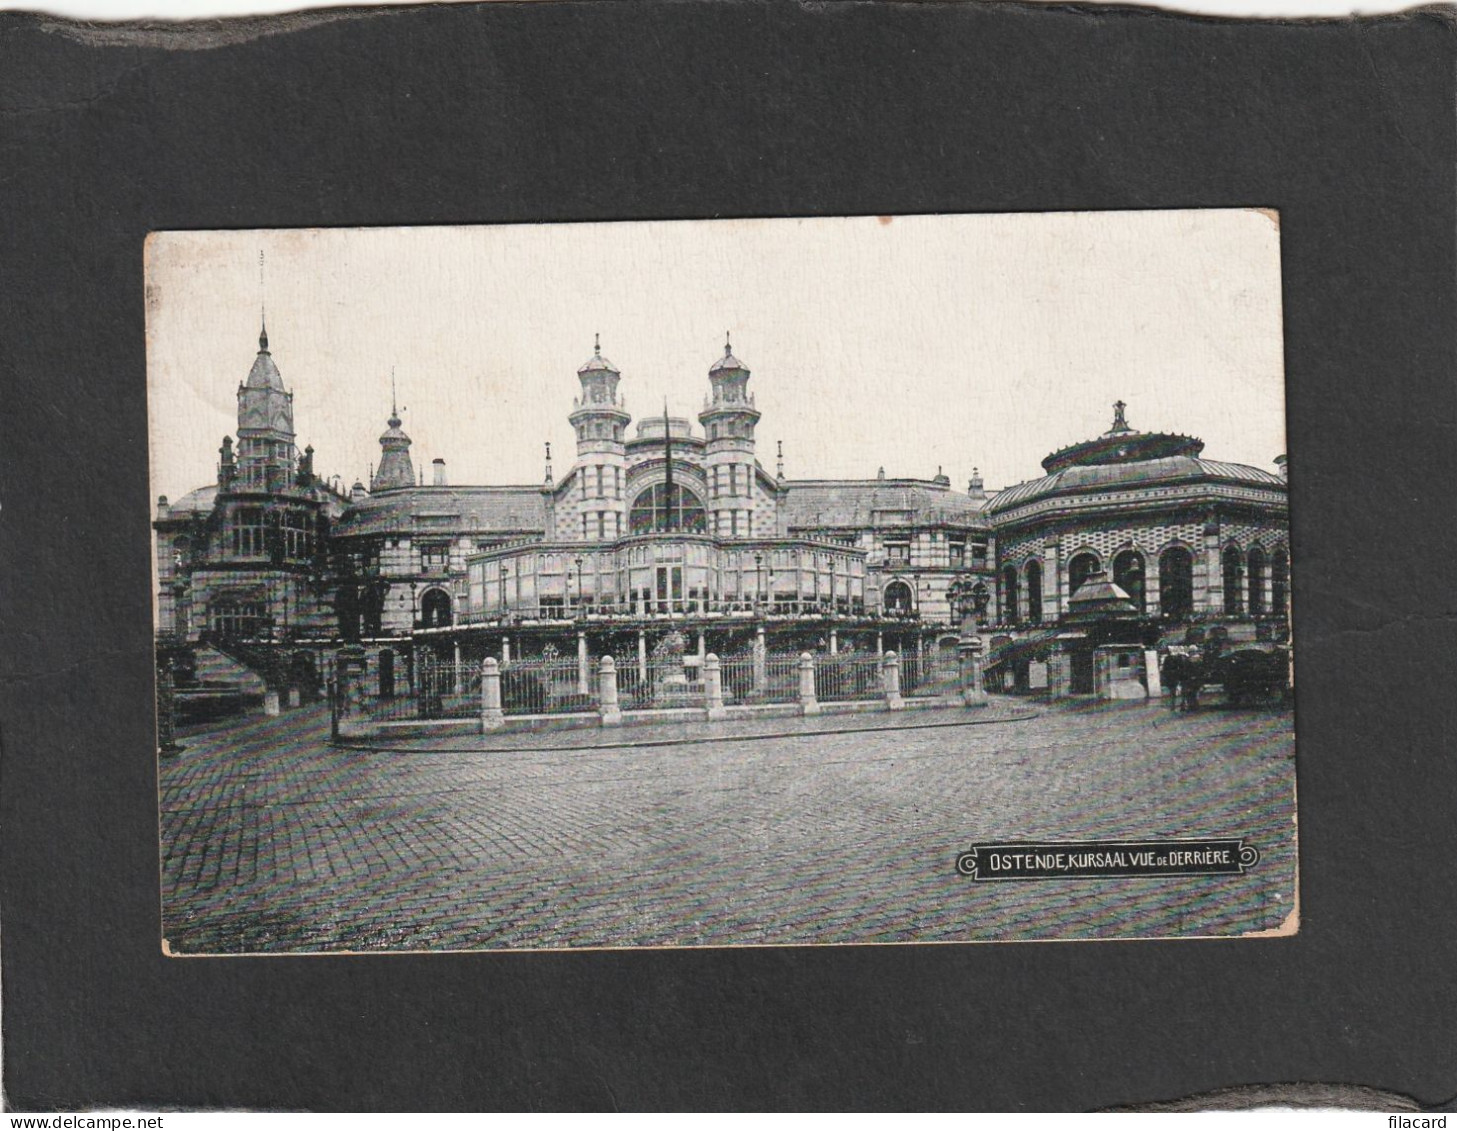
191;645;269;696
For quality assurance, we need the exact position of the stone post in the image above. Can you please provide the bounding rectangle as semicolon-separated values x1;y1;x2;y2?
577;630;590;695
453;640;462;692
753;628;767;694
637;629;648;684
263;688;281;717
480;656;504;731
799;651;821;716
876;630;883;655
703;653;727;721
882;650;904;711
1144;649;1162;696
829;629;839;655
598;654;622;726
501;635;511;664
959;636;988;708
1050;651;1072;699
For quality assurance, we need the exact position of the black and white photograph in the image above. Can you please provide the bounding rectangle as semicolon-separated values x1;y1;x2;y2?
148;210;1297;953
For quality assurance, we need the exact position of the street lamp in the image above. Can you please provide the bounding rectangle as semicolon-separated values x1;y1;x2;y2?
575;556;585;616
754;552;763;613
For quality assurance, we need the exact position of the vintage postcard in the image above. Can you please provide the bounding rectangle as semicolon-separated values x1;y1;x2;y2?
148;211;1296;952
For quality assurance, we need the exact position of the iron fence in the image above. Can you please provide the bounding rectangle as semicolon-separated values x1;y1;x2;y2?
501;656;596;716
366;657;483;722
716;652;800;705
900;651;960;699
814;653;884;703
616;656;707;710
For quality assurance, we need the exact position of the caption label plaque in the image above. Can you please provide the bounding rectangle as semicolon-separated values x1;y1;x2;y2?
956;839;1261;880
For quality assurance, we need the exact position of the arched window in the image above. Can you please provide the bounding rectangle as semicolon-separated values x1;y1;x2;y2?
1272;548;1290;618
1159;546;1194;620
884;580;914;615
1001;565;1020;625
1113;549;1146;613
1025;560;1043;624
1248;546;1267;615
420;587;453;628
1068;552;1100;598
1222;544;1244;614
628;483;707;534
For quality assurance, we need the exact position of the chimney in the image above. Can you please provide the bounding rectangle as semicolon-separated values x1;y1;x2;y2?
433;458;447;487
1274;454;1287;482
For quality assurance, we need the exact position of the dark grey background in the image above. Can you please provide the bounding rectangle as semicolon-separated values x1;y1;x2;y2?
2;0;1454;1111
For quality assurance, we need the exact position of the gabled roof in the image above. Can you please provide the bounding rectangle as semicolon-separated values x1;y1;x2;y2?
333;485;549;537
781;478;989;530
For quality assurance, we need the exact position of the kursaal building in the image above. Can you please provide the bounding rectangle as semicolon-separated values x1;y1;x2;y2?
153;326;1290;700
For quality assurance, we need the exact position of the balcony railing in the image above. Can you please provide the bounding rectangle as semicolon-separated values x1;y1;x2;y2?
455;596;928;628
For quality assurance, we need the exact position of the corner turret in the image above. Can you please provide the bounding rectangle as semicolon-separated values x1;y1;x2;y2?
698;334;762;538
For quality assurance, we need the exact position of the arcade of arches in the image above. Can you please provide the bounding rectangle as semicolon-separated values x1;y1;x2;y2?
996;540;1285;626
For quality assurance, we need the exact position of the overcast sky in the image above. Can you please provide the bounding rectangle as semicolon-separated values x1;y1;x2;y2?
145;210;1286;504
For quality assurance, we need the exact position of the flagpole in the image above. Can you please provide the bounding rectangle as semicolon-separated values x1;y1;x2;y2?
663;400;674;532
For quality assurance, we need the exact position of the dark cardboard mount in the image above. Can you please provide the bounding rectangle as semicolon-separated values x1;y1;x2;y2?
1;0;1454;1112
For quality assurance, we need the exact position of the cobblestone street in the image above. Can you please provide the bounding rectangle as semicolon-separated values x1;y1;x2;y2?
159;698;1297;952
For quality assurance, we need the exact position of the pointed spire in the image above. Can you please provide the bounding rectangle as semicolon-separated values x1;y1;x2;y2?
776;439;784;479
389;367;400;426
725;331;732;357
594;332;601;357
544;440;554;484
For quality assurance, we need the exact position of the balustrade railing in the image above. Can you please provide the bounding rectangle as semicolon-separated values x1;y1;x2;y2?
458;597;900;626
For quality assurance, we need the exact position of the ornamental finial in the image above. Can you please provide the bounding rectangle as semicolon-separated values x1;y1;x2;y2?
1111;399;1131;433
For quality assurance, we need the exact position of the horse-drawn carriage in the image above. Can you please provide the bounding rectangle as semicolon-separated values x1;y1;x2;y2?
1161;642;1289;710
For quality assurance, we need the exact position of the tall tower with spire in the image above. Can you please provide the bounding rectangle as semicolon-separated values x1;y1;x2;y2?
371;372;416;492
235;320;296;492
568;335;631;541
698;334;761;538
